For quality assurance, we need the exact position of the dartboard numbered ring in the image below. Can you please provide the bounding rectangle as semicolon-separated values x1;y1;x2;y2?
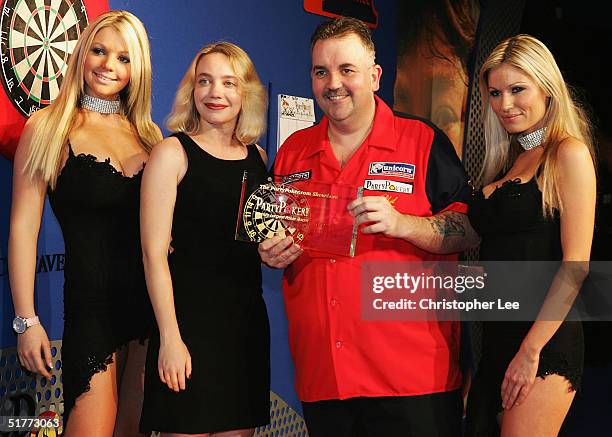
1;0;88;116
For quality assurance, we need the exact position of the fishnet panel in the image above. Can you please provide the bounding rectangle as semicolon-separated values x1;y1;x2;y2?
463;0;526;368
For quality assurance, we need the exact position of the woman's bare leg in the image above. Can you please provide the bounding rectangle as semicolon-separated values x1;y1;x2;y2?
64;353;119;437
114;339;148;437
501;374;576;437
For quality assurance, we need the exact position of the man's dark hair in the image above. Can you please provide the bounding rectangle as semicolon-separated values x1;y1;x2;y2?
310;17;375;57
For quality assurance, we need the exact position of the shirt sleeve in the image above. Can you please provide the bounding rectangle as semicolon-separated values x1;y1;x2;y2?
425;128;471;215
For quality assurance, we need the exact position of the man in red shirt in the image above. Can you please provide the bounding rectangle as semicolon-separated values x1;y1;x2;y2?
259;17;479;436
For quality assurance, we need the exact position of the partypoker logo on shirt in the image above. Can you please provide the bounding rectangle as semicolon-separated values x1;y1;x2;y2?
368;162;415;179
364;179;413;194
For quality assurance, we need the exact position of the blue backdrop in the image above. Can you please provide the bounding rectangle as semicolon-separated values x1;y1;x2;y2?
0;0;397;416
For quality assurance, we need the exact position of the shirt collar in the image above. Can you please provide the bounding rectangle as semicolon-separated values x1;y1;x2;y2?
302;94;397;160
368;95;397;151
302;116;330;159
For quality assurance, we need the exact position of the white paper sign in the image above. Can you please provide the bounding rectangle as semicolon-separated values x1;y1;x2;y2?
277;94;316;150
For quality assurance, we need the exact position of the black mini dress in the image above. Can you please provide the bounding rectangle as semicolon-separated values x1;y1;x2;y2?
465;177;583;437
48;144;152;423
140;132;270;434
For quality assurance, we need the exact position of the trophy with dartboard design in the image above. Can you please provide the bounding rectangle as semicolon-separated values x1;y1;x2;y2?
235;171;361;257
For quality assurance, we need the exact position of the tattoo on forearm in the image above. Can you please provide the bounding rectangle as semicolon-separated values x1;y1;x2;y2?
427;212;466;238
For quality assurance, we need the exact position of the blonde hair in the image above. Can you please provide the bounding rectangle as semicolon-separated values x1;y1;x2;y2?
166;42;267;144
24;10;162;189
479;34;595;217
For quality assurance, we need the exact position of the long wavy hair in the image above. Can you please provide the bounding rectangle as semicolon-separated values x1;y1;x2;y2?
24;10;162;189
479;34;595;217
166;42;267;145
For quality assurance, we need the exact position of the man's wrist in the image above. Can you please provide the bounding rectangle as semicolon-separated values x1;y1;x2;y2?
397;213;417;241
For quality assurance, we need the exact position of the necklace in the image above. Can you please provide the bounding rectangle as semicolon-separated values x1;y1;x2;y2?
79;94;121;114
517;127;546;151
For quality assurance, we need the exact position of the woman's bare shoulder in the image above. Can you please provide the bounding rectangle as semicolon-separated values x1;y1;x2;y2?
556;137;593;172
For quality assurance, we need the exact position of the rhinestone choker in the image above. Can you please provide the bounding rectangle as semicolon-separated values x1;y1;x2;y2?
79;94;121;114
517;127;546;151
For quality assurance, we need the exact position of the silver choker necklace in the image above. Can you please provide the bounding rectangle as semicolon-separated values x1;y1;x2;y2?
79;94;121;114
517;127;546;151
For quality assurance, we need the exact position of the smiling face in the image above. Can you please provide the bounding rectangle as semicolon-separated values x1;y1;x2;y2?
486;64;548;135
311;33;381;129
83;27;131;100
193;52;242;130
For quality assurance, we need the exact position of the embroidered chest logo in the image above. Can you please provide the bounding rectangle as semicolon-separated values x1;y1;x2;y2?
368;162;415;179
280;170;312;184
364;179;413;194
384;195;399;205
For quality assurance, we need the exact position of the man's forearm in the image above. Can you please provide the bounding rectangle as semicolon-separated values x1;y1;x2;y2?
398;211;480;254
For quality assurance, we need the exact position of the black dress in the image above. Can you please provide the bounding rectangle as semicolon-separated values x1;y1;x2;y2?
48;144;151;423
465;177;583;437
140;132;270;434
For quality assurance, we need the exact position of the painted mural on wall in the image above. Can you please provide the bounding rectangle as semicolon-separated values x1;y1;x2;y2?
394;0;479;156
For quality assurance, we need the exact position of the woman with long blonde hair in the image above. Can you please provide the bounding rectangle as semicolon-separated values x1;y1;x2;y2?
465;34;596;437
8;10;161;436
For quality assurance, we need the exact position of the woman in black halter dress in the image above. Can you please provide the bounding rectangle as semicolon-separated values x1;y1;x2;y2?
8;11;161;436
464;35;596;437
139;43;270;436
466;176;585;436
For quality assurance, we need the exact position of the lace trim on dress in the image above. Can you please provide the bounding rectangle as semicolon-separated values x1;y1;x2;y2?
62;348;117;424
537;354;582;392
63;143;145;180
473;177;533;201
62;331;148;424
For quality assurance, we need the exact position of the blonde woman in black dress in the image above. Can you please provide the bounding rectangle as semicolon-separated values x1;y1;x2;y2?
466;35;596;437
140;42;270;437
9;10;161;436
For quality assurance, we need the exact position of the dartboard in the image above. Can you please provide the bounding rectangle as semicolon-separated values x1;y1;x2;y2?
243;186;310;242
0;0;88;117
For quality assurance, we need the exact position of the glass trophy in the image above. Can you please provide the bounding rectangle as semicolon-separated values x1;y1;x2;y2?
235;171;362;257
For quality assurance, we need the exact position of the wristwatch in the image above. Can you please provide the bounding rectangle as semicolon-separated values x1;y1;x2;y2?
12;316;40;334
